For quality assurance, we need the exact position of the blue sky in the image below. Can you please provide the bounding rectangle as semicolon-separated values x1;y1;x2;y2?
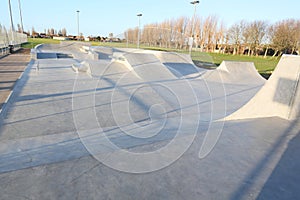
0;0;299;37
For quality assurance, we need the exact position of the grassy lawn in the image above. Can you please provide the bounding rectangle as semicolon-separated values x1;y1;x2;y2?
22;39;279;77
21;38;60;49
191;51;279;75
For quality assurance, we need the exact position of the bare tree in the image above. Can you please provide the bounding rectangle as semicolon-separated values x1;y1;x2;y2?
227;21;246;55
297;20;300;54
124;15;299;57
200;15;219;52
31;26;38;37
271;19;299;56
263;25;275;57
174;16;189;49
126;28;138;44
247;20;268;56
215;20;226;53
194;17;202;51
290;19;300;54
50;28;55;36
62;28;67;37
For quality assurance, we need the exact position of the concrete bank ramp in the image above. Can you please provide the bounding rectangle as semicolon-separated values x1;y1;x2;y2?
153;51;204;78
154;51;194;65
112;52;176;81
112;49;202;78
111;52;197;119
79;46;113;60
59;41;90;51
36;52;57;59
227;55;300;120
36;42;89;52
93;46;113;60
202;61;266;85
35;42;94;60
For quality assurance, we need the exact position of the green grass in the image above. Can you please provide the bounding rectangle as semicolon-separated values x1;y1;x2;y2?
22;39;279;76
91;42;135;48
191;51;279;75
21;38;60;49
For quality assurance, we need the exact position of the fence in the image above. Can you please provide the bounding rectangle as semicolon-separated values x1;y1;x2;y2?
0;26;27;56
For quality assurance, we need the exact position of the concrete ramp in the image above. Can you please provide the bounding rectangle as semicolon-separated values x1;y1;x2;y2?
79;46;113;60
113;52;176;81
36;52;57;59
111;52;196;117
118;49;203;78
202;61;266;85
36;42;90;53
153;52;204;78
59;41;90;51
227;55;300;120
154;51;194;65
93;47;113;59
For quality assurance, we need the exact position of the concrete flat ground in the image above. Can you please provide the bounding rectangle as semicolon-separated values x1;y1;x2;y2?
0;44;299;200
0;49;31;111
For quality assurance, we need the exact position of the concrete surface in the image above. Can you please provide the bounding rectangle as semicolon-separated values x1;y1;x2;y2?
203;61;266;85
0;49;31;112
0;43;299;200
227;55;300;120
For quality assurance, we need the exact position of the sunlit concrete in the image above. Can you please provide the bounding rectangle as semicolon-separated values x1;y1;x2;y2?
0;42;299;199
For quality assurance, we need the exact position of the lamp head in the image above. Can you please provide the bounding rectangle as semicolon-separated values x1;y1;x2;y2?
190;1;200;5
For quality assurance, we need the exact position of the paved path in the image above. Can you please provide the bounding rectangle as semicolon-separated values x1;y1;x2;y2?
0;49;31;111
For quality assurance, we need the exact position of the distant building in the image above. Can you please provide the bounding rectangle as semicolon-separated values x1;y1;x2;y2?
53;36;70;41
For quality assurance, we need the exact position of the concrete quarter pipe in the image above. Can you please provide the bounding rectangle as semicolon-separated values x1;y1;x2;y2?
227;55;300;120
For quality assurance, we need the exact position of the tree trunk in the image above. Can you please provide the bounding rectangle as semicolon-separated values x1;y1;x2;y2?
272;50;278;57
291;47;295;55
264;46;269;58
277;51;283;58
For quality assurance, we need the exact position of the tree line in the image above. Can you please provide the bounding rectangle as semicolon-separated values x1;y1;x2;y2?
30;27;68;38
125;16;300;57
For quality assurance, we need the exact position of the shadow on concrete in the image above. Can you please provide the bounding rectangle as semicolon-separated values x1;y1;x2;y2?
164;63;200;77
255;115;300;200
230;114;300;200
0;60;33;131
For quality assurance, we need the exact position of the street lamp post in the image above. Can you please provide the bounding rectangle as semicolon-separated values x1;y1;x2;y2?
189;0;200;55
18;0;24;33
77;10;80;40
137;13;142;49
8;0;15;45
126;30;129;48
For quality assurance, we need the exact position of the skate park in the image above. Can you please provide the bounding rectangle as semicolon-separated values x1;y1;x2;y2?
0;40;299;199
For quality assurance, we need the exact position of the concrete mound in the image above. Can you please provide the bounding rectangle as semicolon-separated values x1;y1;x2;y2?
36;42;89;52
112;52;176;81
93;47;113;60
59;41;90;51
154;51;194;65
112;49;202;78
153;51;204;78
227;55;300;120
202;61;266;85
